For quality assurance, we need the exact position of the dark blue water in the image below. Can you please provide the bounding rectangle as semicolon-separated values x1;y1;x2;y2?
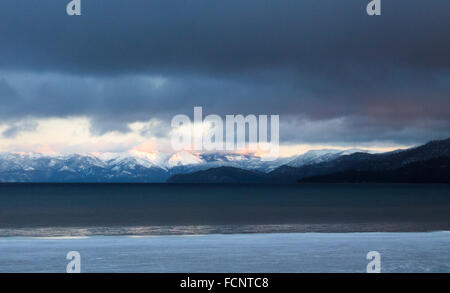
0;183;448;236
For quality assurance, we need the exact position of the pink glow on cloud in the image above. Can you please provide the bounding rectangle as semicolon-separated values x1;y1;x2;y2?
33;144;58;155
131;141;159;154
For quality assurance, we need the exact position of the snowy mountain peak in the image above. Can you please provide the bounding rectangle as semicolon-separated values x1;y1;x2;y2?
286;148;368;168
167;152;203;168
0;148;370;182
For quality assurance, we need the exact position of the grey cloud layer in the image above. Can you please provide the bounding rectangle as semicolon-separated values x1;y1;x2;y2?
0;0;449;144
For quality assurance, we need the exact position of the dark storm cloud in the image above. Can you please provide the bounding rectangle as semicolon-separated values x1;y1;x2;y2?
0;78;20;107
1;0;449;74
0;0;449;144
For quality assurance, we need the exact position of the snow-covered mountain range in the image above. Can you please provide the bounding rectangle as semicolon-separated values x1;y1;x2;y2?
167;138;450;184
0;149;367;182
285;149;368;167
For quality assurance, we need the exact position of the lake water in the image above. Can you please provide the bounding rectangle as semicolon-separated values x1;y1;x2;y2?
0;232;449;273
0;183;448;272
0;183;449;236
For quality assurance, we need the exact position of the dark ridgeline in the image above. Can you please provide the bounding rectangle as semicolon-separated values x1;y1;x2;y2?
168;138;450;184
299;156;450;184
167;167;269;184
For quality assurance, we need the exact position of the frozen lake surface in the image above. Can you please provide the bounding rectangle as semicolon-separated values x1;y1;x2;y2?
0;232;449;273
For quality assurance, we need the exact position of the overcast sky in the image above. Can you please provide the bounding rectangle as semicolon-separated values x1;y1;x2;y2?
0;0;449;155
